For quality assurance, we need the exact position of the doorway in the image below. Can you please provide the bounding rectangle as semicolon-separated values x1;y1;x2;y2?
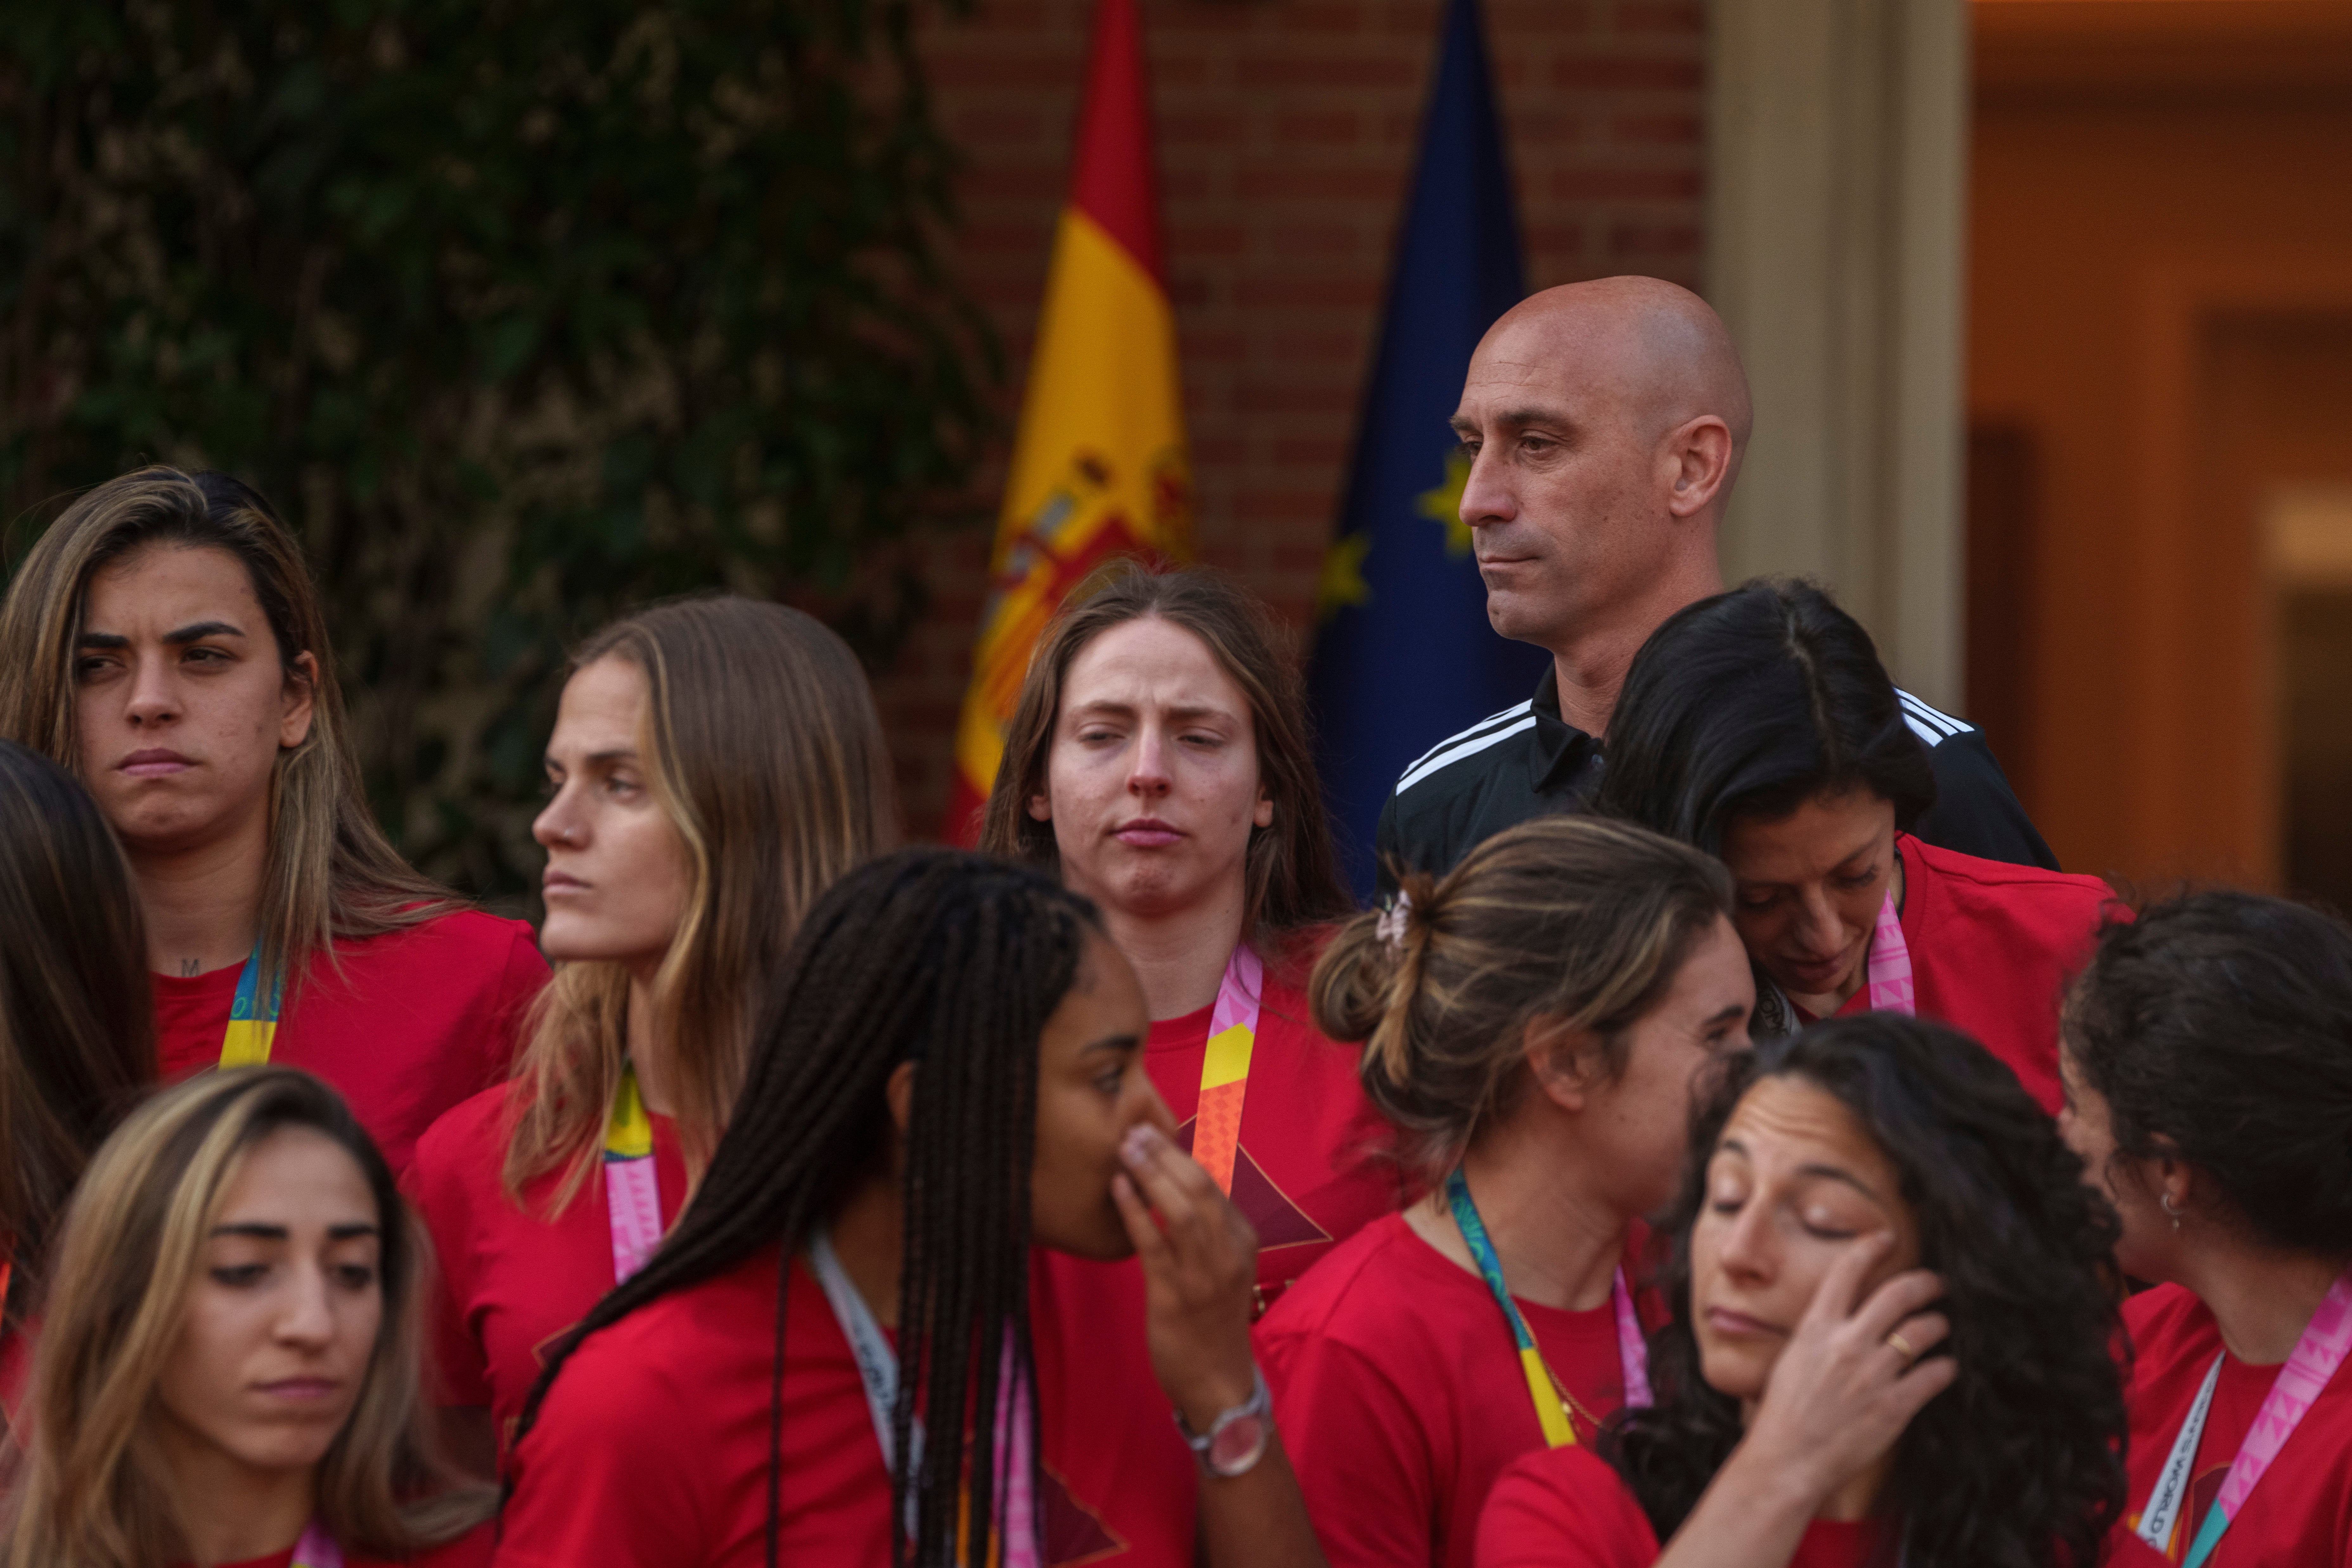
2269;486;2352;914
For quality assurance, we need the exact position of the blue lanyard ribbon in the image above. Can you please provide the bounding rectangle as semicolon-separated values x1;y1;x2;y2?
1445;1168;1647;1448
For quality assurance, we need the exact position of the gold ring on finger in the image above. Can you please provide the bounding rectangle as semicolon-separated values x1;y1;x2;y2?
1886;1330;1917;1359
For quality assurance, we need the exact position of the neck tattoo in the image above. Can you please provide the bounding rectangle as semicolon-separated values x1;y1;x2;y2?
180;958;200;977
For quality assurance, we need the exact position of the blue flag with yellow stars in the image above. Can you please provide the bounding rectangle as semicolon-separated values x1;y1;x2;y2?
1307;0;1546;897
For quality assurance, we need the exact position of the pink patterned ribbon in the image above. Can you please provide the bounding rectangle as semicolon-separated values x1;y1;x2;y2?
2216;1271;2352;1517
1612;1268;1652;1409
1864;889;1915;1016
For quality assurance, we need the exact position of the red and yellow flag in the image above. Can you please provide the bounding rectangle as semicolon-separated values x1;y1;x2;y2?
944;0;1191;844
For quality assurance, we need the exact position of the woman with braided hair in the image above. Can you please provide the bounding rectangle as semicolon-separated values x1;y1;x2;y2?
492;849;1327;1568
1258;815;1755;1568
982;564;1397;1313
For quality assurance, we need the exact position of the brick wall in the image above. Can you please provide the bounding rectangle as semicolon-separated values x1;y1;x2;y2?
877;0;1706;837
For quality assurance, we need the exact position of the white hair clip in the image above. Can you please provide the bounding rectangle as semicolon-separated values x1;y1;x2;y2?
1376;891;1414;956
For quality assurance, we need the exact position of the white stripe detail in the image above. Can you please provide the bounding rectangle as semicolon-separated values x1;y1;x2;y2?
1399;700;1534;777
1904;714;1946;747
1395;716;1539;796
1895;689;1967;738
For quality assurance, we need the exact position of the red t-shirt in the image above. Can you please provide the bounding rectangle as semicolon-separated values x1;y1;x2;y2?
1819;836;2115;1115
154;910;546;1173
495;1244;1196;1568
190;1522;492;1568
1145;965;1404;1310
1255;1210;1660;1568
2121;1282;2352;1565
405;1082;690;1453
1476;1443;1890;1567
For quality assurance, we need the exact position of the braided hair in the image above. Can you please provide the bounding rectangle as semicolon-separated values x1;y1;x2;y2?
508;848;1103;1567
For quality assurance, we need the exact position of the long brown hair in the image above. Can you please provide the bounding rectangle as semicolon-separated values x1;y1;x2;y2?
1312;815;1733;1177
0;739;153;1326
977;563;1349;949
503;596;897;1204
0;467;459;1002
1;1068;490;1568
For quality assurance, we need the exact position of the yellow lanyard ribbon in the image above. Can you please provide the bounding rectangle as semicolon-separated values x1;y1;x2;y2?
1192;946;1264;1194
217;949;282;1068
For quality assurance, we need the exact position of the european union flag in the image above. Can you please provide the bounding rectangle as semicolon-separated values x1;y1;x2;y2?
1308;0;1545;897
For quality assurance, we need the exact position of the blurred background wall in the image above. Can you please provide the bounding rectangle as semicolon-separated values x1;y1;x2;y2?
1968;0;2352;901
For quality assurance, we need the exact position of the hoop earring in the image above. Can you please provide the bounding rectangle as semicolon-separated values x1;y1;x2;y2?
2160;1192;2184;1234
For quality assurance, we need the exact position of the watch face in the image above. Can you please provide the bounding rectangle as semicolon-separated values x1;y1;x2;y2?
1208;1414;1269;1476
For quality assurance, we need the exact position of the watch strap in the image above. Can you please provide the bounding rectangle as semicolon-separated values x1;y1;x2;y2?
1173;1364;1272;1478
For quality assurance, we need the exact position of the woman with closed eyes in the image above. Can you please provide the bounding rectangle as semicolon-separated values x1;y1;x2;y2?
1478;1015;2146;1568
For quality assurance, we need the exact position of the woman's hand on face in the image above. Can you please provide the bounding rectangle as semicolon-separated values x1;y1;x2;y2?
1739;1232;1956;1506
1111;1122;1261;1430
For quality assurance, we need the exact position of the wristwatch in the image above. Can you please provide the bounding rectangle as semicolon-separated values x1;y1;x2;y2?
1173;1365;1273;1479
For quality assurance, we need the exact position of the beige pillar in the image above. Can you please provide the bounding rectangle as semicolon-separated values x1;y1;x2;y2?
1706;0;1970;708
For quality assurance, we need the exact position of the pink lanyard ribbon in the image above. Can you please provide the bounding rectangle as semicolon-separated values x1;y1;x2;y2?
1616;1273;1652;1411
292;1520;342;1568
810;1231;1039;1566
1864;889;1916;1016
1761;889;1913;1034
604;1063;664;1283
2140;1271;2352;1565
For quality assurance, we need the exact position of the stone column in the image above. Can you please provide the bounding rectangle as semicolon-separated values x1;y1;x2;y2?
1706;0;1970;707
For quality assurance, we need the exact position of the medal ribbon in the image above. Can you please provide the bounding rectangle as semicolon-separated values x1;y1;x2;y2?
292;1519;343;1568
217;949;284;1067
2137;1271;2352;1566
1192;946;1264;1195
809;1231;1038;1566
603;1063;664;1284
1863;889;1915;1014
1445;1168;1651;1449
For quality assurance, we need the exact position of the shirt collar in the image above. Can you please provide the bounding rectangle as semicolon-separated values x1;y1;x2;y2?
1527;664;1600;794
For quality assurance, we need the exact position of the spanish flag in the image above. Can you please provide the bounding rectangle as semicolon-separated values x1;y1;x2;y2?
944;0;1191;844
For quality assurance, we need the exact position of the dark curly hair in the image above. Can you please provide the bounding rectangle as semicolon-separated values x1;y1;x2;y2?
1603;1015;2125;1568
1597;578;1936;855
2063;890;2352;1258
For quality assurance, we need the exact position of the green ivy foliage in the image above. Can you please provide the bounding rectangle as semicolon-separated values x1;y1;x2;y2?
0;0;997;901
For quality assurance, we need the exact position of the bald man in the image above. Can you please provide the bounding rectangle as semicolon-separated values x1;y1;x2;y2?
1374;277;2053;888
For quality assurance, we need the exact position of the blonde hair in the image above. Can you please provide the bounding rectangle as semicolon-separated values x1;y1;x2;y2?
2;1068;490;1568
503;596;897;1204
1311;815;1735;1177
0;467;459;1003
